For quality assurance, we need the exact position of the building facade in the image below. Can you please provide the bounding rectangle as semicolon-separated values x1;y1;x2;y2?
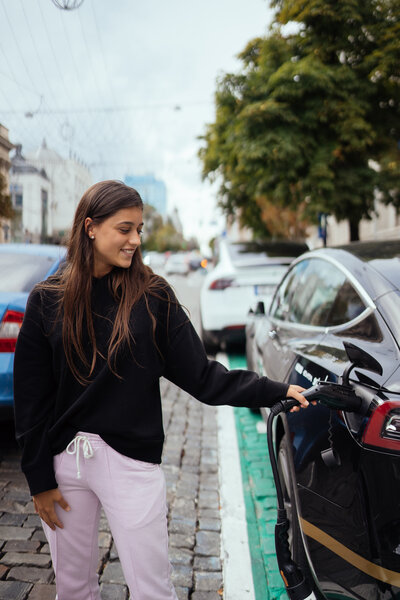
27;140;92;241
10;145;51;243
0;124;14;242
9;140;92;243
307;198;400;249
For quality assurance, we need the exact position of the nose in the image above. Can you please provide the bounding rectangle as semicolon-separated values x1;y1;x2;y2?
129;230;141;246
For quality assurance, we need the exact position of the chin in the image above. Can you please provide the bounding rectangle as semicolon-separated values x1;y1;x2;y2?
118;259;133;269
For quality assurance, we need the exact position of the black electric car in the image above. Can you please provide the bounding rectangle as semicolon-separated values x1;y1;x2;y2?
246;240;400;600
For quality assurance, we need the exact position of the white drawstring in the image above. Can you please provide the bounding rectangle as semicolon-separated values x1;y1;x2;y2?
66;435;94;479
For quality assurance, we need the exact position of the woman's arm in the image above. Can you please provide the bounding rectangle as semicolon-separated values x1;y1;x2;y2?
161;298;308;409
13;288;59;496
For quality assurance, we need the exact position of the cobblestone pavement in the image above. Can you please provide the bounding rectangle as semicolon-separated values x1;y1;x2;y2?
0;377;223;600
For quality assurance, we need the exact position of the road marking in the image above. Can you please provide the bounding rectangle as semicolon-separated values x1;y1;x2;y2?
217;351;256;600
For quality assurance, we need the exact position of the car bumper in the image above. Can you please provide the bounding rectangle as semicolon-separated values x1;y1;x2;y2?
0;353;15;418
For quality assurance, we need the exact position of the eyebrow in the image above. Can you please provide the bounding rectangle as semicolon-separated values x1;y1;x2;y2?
116;221;144;226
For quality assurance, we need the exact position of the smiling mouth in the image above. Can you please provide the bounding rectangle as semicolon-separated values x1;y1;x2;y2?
121;249;135;256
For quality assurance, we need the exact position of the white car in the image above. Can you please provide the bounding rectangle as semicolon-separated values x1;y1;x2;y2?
199;239;308;352
164;253;190;276
143;251;166;272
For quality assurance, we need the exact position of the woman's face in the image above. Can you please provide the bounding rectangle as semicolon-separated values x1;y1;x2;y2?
86;207;143;278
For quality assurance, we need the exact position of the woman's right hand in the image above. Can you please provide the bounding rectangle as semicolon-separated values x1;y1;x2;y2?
33;488;71;530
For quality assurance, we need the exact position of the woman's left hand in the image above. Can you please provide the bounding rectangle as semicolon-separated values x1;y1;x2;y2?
286;384;316;412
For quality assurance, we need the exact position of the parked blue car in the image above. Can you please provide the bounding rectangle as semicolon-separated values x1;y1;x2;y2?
0;244;66;420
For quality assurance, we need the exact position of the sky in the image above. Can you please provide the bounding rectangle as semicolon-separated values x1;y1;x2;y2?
0;0;275;246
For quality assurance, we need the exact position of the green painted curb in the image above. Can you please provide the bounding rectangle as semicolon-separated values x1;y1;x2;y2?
228;353;286;600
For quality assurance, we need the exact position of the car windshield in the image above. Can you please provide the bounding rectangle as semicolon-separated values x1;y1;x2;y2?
0;253;58;292
227;242;308;267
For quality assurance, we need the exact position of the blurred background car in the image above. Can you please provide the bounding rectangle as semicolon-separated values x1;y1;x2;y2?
200;239;308;353
0;243;66;421
247;240;400;599
187;250;204;272
164;252;190;276
143;251;166;272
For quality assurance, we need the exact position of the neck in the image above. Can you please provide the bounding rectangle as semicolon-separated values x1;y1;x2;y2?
93;263;113;279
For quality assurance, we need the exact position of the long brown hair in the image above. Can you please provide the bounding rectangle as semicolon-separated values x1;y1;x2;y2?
41;180;169;384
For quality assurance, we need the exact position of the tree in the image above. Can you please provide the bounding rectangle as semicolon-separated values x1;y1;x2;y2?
141;205;189;252
0;172;13;219
199;0;400;241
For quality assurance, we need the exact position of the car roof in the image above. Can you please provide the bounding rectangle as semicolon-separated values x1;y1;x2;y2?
330;240;400;288
296;241;400;298
0;243;66;258
335;240;400;261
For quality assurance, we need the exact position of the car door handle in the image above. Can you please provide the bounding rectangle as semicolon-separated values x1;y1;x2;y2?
268;329;278;340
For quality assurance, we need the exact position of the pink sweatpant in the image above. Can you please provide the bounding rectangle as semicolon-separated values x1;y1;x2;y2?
42;432;178;600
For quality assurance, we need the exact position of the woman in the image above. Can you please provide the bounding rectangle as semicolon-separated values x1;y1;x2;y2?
13;180;309;600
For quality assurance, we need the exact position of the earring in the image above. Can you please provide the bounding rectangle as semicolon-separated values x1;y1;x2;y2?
90;235;95;240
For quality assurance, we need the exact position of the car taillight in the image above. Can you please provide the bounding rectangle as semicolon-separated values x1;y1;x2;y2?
362;400;400;452
0;310;24;352
209;278;235;290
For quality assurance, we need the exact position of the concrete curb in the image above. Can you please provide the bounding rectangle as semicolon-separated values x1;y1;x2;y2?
218;403;256;600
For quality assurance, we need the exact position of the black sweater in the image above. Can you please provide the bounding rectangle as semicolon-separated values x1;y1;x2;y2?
13;273;289;496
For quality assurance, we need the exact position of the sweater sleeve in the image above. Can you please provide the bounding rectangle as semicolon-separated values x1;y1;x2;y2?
13;287;58;496
161;295;289;409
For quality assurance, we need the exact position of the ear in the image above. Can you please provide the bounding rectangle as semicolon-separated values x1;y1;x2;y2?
85;217;95;238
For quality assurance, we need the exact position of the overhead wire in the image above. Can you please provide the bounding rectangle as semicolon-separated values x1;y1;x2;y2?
87;0;144;155
0;0;43;98
0;2;212;183
55;5;109;153
0;1;64;154
0;47;41;149
89;0;118;107
37;0;75;108
19;0;68;150
19;0;63;114
76;5;117;145
36;0;96;159
0;101;211;115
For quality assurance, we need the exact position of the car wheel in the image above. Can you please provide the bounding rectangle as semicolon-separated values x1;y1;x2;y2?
277;434;322;598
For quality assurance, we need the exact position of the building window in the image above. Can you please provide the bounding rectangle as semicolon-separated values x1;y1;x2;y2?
10;184;23;209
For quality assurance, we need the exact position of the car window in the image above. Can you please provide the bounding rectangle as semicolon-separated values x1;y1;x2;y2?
271;258;366;327
0;253;58;292
270;260;310;321
325;280;366;326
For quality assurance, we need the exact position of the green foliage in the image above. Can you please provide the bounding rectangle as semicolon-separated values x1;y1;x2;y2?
0;173;13;219
199;0;400;241
141;204;189;252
